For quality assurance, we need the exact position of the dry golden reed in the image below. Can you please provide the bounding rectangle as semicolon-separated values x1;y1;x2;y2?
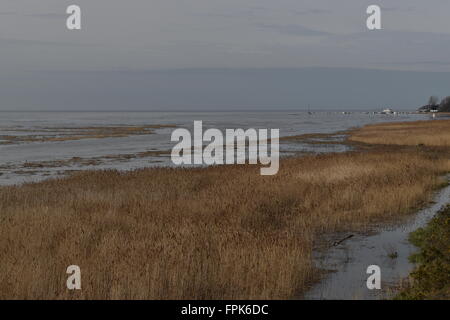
0;120;449;299
349;119;450;147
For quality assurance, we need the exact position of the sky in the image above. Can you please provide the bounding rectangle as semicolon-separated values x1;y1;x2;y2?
1;0;450;110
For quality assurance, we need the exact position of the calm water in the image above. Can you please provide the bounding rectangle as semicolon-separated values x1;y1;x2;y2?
0;111;430;185
304;178;450;300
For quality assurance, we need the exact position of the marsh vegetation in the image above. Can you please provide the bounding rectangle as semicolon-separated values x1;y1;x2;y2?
0;120;449;299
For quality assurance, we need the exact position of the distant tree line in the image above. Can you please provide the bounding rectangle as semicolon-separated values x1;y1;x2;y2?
419;96;450;112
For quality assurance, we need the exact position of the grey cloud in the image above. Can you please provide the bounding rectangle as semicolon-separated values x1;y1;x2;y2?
26;12;66;19
382;6;415;12
257;24;332;37
1;0;450;110
388;60;450;66
335;29;450;44
0;11;65;18
0;37;99;47
293;9;332;15
0;37;66;46
2;67;449;111
195;6;266;18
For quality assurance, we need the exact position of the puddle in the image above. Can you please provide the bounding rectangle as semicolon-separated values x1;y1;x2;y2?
304;177;450;300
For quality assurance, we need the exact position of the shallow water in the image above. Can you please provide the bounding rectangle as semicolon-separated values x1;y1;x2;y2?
0;111;430;185
304;177;450;300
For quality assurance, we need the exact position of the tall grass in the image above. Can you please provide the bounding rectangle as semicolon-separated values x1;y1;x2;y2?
349;119;450;147
396;205;450;300
1;146;449;299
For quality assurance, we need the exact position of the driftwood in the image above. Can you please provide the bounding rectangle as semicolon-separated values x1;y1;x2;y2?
332;234;354;246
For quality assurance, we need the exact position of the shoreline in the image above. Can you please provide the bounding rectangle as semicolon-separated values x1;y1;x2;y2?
0;119;449;299
304;176;450;299
304;119;450;299
0;111;431;186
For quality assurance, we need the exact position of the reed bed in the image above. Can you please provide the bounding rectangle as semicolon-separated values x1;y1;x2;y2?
349;119;450;147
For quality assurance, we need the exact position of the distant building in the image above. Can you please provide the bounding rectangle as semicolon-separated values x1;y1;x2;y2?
381;108;394;114
418;104;439;113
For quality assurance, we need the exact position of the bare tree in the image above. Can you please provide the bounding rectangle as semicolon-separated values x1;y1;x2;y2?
439;96;450;112
428;96;439;106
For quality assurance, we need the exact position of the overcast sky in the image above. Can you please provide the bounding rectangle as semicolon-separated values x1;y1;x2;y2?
1;0;450;110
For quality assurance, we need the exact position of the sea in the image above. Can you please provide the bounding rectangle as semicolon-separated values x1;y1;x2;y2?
0;111;434;186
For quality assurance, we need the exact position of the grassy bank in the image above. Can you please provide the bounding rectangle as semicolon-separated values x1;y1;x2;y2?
396;205;450;299
0;120;449;299
349;119;450;147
